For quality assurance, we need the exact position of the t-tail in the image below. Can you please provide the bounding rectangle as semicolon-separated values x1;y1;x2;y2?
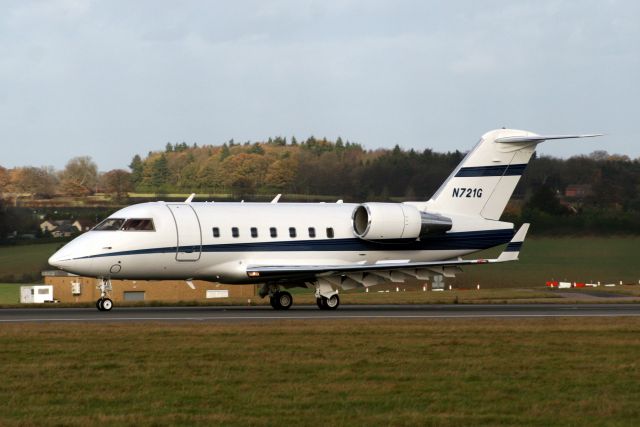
426;129;602;220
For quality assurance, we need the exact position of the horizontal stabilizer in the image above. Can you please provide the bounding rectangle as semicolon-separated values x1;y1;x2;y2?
496;223;530;262
495;134;603;144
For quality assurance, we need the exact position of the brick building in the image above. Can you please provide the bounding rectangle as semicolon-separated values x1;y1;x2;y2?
42;270;256;303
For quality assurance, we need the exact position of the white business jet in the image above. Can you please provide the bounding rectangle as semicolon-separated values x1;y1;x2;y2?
48;129;601;311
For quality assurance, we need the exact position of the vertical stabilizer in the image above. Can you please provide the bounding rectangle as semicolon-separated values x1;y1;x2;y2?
426;129;601;220
428;129;538;220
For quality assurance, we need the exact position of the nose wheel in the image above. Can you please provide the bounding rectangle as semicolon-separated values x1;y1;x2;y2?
97;298;113;311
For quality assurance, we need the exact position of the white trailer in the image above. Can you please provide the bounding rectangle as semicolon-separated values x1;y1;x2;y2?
20;285;54;304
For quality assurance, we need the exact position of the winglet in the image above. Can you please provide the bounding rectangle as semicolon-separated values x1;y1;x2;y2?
497;223;530;262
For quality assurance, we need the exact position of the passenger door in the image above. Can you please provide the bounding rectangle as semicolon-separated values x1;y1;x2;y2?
167;204;202;261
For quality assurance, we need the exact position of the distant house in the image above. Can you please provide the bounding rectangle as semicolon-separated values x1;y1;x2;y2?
40;219;91;238
565;184;593;199
40;220;73;233
51;223;76;238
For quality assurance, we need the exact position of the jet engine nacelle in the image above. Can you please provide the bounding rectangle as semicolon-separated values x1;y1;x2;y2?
352;203;452;241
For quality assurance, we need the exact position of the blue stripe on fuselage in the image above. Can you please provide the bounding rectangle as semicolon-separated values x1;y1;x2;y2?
455;164;527;177
74;229;515;260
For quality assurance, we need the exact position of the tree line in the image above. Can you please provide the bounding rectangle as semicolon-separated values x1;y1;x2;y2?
1;136;640;234
0;156;131;200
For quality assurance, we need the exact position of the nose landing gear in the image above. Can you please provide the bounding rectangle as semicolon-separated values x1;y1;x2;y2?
96;278;113;312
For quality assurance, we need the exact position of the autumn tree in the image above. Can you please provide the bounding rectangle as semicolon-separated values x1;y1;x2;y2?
0;166;9;193
219;153;269;196
102;169;133;200
265;157;297;190
9;167;58;197
60;156;98;196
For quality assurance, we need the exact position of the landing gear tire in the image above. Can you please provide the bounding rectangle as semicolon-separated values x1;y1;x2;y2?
96;298;113;312
270;291;293;310
276;291;293;310
269;295;279;309
322;294;340;310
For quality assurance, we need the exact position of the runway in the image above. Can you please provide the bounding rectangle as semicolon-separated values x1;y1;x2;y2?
1;303;640;323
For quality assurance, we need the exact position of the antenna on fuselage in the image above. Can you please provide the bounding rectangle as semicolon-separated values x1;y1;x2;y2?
184;193;196;203
271;194;282;203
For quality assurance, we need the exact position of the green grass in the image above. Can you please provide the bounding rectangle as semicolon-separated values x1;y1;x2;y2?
0;242;64;282
450;236;640;288
0;283;21;304
1;319;640;426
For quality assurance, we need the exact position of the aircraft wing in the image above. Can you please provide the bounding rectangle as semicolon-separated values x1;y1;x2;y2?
246;223;530;281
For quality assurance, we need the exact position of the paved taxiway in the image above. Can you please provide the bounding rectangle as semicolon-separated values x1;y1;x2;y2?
1;304;640;323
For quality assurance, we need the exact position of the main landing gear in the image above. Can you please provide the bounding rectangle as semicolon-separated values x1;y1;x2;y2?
270;291;293;310
316;294;340;310
259;283;340;310
314;281;339;310
259;284;293;310
96;278;113;312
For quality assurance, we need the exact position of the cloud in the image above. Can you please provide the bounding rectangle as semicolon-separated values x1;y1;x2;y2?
0;0;638;170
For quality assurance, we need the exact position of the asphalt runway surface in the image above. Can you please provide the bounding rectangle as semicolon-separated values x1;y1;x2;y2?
1;304;640;323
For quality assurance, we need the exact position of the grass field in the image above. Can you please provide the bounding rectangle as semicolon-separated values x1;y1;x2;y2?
0;237;637;289
0;284;21;304
1;319;640;426
438;236;640;288
0;242;64;282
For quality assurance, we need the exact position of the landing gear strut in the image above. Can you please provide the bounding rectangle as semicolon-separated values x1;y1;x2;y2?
96;278;113;312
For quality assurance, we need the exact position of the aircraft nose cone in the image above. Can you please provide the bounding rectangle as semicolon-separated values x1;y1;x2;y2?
48;251;65;269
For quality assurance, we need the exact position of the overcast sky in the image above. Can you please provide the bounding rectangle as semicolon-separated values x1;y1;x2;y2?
1;0;638;171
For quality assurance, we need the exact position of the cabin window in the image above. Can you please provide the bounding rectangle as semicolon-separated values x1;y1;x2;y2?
212;227;220;238
250;227;258;238
308;227;316;238
270;227;277;238
232;227;239;238
289;227;296;238
326;227;334;238
121;218;155;231
93;218;125;231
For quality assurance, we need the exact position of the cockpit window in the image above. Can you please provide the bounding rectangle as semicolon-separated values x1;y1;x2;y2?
93;218;125;231
121;218;155;231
